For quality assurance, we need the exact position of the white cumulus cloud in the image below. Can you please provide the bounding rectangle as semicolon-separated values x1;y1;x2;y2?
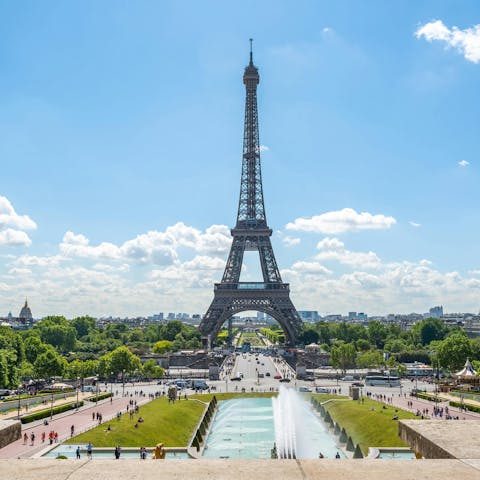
415;20;480;63
316;237;382;269
282;236;301;247
409;221;422;228
286;208;396;234
0;195;37;247
458;160;470;167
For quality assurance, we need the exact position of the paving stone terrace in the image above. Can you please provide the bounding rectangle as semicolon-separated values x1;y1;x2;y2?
399;419;480;459
1;458;480;480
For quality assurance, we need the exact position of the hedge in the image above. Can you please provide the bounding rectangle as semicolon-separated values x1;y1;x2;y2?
39;388;75;394
21;401;84;424
449;400;480;414
415;392;438;402
85;392;112;403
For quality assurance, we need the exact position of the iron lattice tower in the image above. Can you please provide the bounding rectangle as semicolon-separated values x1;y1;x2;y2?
199;42;303;347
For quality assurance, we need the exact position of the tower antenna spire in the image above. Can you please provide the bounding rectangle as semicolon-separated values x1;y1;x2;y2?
249;38;253;63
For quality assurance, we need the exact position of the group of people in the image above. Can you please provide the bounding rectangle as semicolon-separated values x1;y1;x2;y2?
24;430;59;446
92;411;103;424
75;443;93;459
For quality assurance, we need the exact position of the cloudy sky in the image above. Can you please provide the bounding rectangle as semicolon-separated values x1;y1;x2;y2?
1;1;480;318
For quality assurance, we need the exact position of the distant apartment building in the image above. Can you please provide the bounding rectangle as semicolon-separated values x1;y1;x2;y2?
462;315;480;337
427;306;444;319
298;311;319;323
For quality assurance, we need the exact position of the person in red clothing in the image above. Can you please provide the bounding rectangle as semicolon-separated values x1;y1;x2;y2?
41;432;46;443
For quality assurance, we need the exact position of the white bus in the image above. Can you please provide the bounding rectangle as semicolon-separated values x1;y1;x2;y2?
365;375;401;387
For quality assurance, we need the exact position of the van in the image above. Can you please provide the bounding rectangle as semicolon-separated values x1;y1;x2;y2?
342;375;354;381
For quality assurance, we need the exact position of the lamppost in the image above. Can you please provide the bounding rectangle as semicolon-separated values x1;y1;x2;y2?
17;384;22;420
122;369;125;397
110;372;114;396
50;390;54;420
95;375;99;404
76;376;80;410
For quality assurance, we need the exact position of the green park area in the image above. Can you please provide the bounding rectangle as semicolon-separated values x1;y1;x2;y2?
68;397;206;447
313;394;418;454
237;331;265;347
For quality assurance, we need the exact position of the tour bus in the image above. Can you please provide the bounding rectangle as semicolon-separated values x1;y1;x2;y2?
364;375;401;387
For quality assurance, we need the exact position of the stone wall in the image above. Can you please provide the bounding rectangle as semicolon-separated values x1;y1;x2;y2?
0;420;21;449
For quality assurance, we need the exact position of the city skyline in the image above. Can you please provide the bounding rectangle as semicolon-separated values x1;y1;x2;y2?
1;2;480;317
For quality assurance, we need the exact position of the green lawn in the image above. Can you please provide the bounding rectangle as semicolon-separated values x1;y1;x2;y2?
67;397;206;447
316;396;419;454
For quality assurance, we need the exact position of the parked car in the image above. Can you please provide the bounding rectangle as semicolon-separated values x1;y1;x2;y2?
352;382;364;388
279;378;291;383
265;372;271;377
273;374;282;380
230;376;242;381
193;380;209;390
298;386;312;392
315;386;331;393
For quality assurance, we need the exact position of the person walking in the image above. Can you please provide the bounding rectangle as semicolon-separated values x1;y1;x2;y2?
114;445;121;459
87;442;93;459
30;432;35;446
41;432;46;443
23;433;28;445
70;425;75;437
76;446;81;459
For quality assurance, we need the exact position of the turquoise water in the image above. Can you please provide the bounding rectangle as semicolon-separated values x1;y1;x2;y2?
203;397;275;459
378;450;415;459
42;444;189;459
203;396;344;459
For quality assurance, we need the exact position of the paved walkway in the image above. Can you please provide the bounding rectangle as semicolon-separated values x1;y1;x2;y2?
367;391;480;421
0;391;155;459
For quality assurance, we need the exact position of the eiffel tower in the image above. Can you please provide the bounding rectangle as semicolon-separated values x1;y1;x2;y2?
199;41;303;347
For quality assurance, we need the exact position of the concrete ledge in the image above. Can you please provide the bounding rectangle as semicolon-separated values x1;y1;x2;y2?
399;420;480;459
0;458;479;480
0;419;21;449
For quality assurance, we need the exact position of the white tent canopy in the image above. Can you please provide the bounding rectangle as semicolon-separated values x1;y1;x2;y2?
455;358;477;378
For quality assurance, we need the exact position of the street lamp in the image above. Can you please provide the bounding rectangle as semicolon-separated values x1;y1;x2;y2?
50;389;54;420
110;372;114;396
95;375;99;404
76;376;80;410
122;369;125;397
17;384;22;420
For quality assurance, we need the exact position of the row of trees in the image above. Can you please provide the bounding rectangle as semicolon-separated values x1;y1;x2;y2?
302;318;480;373
0;316;203;388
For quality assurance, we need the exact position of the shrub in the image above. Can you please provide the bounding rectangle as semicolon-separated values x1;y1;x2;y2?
449;400;480;414
21;401;84;424
85;392;112;402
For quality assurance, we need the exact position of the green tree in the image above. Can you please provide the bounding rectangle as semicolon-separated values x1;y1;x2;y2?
142;359;164;379
34;316;77;352
367;321;387;349
71;316;96;338
357;350;384;369
330;343;357;373
34;346;67;378
413;318;446;345
152;340;174;354
23;336;49;364
100;346;142;376
436;333;472;372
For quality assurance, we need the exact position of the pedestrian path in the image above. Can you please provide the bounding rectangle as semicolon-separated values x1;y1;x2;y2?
0;392;152;459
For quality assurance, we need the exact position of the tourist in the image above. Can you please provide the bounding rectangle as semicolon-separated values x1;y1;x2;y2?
71;425;75;437
87;442;93;459
54;432;58;443
41;432;45;443
76;446;81;459
23;433;28;445
335;452;341;459
30;432;35;446
114;445;121;459
318;452;324;458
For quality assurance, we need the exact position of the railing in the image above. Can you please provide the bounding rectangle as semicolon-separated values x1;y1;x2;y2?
215;282;289;291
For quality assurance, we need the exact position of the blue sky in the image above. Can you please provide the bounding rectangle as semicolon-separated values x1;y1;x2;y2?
1;1;480;318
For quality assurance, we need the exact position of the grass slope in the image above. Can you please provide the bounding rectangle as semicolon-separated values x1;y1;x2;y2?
67;397;205;447
315;395;418;454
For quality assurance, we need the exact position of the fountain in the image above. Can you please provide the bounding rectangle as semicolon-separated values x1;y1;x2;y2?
272;386;341;459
